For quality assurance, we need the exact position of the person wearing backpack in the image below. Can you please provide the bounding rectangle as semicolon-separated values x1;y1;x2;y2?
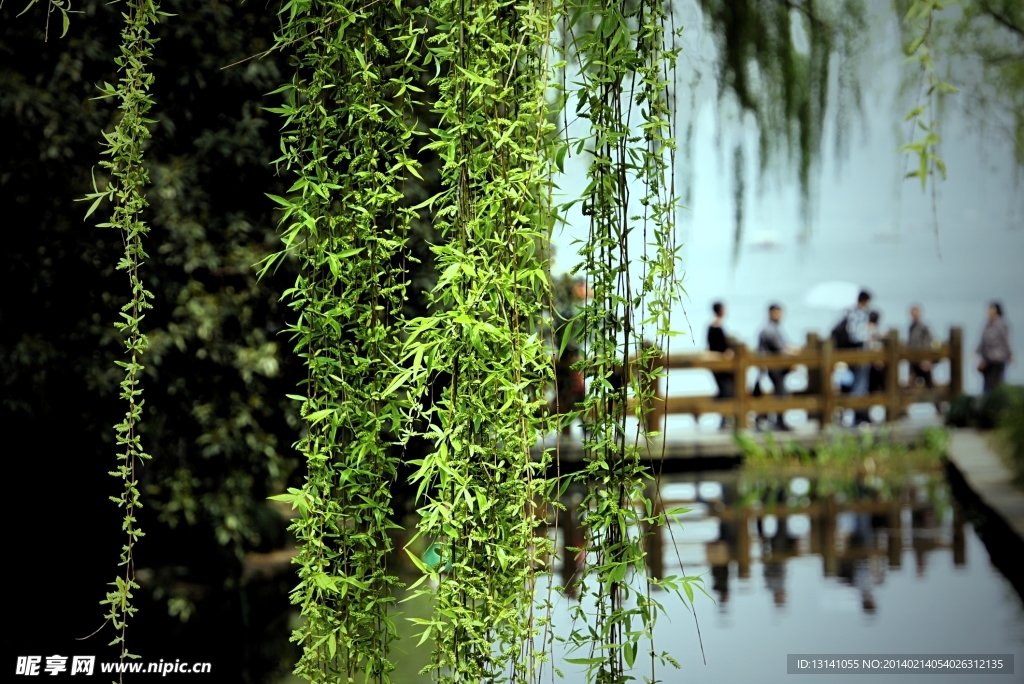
830;312;853;351
832;290;873;424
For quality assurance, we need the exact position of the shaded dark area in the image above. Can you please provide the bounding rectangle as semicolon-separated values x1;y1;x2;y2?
1;2;298;679
945;459;1024;602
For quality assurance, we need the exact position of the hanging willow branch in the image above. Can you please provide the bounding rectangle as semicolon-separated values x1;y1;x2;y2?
80;0;163;671
554;0;698;680
262;0;425;682
899;0;958;249
695;0;867;244
264;0;689;680
398;0;559;680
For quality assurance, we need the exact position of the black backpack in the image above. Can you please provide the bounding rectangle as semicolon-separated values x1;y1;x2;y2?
831;313;853;349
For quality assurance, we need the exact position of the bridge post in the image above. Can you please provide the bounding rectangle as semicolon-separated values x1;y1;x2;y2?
735;343;750;428
950;327;963;397
820;337;834;428
886;328;902;422
805;332;822;396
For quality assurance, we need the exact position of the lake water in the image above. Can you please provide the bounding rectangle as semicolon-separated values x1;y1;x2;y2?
388;466;1024;683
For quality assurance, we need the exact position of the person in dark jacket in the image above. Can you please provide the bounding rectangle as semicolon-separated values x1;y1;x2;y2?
707;301;734;399
976;301;1013;394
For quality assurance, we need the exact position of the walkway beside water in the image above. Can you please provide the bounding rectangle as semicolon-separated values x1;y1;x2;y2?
947;429;1024;541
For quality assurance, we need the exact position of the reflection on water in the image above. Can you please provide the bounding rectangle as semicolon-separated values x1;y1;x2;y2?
387;468;1024;684
641;470;959;615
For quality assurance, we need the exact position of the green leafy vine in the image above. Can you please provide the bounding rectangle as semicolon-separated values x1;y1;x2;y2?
263;0;425;681
554;0;699;682
900;0;958;236
79;0;163;670
398;0;559;680
12;0;78;41
265;0;694;679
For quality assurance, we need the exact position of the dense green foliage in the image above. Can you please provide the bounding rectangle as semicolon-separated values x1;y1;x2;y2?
946;384;1023;429
737;428;948;472
262;0;426;680
947;385;1024;484
264;0;690;679
999;387;1024;485
395;0;557;679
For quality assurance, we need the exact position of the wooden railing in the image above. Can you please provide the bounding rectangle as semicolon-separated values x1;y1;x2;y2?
634;327;963;432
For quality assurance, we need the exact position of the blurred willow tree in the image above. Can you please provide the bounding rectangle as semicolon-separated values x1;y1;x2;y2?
690;0;1021;250
693;0;867;249
931;0;1023;164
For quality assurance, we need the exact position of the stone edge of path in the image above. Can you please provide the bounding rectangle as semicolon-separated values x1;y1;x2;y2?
947;429;1024;542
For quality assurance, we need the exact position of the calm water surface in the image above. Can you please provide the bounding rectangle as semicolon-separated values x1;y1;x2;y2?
389;468;1024;683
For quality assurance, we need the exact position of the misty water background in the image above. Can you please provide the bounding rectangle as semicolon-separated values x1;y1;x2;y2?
548;0;1024;405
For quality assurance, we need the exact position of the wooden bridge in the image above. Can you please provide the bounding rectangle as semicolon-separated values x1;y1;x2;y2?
635;327;963;434
545;327;963;461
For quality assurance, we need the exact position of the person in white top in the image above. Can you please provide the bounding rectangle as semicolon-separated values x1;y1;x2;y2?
846;289;873;425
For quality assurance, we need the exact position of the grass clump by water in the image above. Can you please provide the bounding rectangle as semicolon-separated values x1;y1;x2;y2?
1001;391;1024;486
733;429;948;503
979;386;1024;487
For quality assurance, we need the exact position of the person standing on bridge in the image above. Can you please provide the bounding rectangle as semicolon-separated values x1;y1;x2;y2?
837;289;873;425
976;301;1012;394
757;303;797;431
708;302;735;380
708;301;736;429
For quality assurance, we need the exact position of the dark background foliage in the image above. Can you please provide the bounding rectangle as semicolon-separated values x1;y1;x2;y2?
2;1;307;679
